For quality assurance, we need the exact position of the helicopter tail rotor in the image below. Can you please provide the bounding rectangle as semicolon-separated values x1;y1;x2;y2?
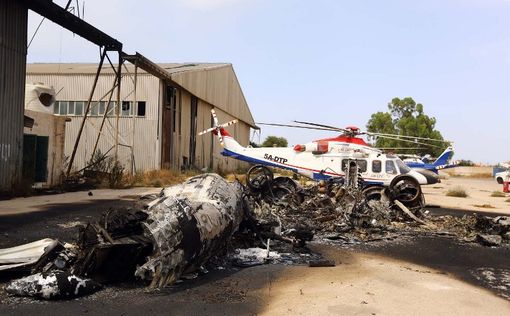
198;109;238;147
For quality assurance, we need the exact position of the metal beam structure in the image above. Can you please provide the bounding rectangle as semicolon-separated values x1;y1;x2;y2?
123;53;173;82
21;0;122;51
66;48;107;176
20;1;193;178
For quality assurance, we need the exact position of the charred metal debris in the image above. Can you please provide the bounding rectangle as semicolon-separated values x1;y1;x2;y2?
1;169;509;300
242;165;509;246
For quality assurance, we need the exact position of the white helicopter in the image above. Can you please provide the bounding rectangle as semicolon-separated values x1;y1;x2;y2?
199;109;448;187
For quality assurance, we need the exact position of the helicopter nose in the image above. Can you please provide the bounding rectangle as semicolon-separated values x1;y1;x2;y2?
414;168;440;185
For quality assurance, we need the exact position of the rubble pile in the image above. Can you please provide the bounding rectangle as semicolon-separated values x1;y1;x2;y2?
426;214;510;246
243;174;510;246
244;175;419;243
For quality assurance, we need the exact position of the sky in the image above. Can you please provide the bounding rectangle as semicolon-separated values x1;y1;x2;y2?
26;0;510;164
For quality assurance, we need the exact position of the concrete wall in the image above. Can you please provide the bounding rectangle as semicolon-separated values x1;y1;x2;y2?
0;0;27;193
441;166;493;177
23;110;66;187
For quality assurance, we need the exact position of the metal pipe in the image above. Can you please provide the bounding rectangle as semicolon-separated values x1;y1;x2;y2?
131;61;138;175
105;53;118;78
66;48;106;176
114;52;122;160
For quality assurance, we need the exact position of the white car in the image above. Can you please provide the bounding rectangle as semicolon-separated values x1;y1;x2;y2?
495;170;510;184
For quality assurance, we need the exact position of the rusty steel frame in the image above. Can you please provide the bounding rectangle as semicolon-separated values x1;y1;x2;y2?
66;48;107;176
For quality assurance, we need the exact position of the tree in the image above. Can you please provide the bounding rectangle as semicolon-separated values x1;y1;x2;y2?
261;136;288;147
366;97;446;156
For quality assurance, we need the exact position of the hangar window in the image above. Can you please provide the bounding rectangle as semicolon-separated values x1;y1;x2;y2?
98;101;106;115
121;101;132;116
74;102;84;115
90;102;99;116
137;101;146;117
53;100;145;117
68;101;75;115
106;101;115;117
59;101;68;115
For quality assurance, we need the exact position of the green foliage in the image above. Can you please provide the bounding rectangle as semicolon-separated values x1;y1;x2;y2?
367;97;446;156
261;136;288;147
457;160;474;167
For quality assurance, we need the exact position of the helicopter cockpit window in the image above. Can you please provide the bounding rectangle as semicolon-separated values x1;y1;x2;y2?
385;160;397;174
395;159;411;173
372;160;382;173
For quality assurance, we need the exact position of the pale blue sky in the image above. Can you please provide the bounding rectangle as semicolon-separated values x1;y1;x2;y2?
27;0;510;163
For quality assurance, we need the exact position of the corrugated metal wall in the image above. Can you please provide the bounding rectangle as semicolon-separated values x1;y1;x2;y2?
26;70;252;174
171;65;255;127
166;89;250;172
26;73;162;171
0;0;27;192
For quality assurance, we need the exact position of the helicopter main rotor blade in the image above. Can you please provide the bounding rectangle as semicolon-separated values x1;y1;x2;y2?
292;120;349;133
257;122;339;132
367;131;451;144
373;134;445;149
377;147;426;150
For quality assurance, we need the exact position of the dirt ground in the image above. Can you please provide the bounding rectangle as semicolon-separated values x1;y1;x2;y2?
0;179;509;315
423;175;510;213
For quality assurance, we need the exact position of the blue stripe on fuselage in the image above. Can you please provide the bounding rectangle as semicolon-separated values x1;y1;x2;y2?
221;149;298;173
221;149;384;186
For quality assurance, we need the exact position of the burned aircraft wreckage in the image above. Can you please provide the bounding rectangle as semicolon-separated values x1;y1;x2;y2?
3;174;245;299
1;167;509;300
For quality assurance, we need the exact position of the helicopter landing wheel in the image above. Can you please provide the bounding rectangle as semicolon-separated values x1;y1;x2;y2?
247;165;274;191
388;174;422;204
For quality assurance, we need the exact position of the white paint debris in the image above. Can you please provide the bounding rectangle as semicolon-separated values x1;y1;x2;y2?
5;272;59;299
0;238;59;271
231;247;281;264
5;271;101;299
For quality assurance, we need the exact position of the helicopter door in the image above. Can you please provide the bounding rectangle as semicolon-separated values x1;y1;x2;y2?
341;159;367;173
385;160;397;175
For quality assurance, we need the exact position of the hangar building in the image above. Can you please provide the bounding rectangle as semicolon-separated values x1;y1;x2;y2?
26;62;256;173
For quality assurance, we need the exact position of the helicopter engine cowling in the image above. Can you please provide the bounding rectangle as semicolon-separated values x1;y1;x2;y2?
298;141;329;154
